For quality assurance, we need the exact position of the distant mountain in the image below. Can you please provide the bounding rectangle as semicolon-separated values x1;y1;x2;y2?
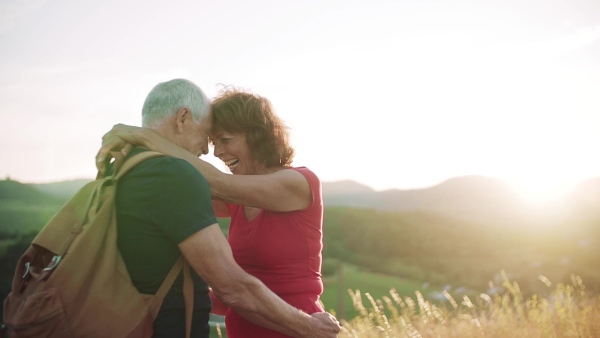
321;179;375;195
0;179;64;205
322;175;518;211
320;180;379;208
322;175;600;228
31;179;92;199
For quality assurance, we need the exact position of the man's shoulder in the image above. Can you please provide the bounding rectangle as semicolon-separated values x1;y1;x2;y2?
131;150;196;173
140;154;195;171
124;150;206;184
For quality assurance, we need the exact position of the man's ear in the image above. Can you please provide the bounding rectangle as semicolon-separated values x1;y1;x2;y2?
175;107;191;133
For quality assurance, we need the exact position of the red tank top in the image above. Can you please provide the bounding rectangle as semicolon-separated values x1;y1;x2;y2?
227;166;324;296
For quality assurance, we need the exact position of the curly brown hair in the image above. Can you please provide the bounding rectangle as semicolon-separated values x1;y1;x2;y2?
210;87;295;167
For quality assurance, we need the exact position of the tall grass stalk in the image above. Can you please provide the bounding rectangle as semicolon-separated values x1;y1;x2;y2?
337;273;600;338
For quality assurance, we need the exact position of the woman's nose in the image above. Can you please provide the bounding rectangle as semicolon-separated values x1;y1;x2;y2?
213;143;222;157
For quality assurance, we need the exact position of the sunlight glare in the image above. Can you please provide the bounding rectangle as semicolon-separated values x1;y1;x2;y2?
507;176;577;204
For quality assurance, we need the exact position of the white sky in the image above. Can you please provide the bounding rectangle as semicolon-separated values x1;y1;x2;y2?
1;0;600;198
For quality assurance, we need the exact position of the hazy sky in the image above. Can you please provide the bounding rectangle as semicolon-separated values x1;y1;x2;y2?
1;0;600;198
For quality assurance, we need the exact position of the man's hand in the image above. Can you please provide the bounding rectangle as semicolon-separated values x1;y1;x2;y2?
307;312;340;338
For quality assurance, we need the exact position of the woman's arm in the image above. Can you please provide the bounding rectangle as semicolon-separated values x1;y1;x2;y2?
97;124;312;212
208;168;312;212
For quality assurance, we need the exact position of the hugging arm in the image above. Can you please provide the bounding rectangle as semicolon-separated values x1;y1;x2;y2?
179;224;340;338
96;124;312;212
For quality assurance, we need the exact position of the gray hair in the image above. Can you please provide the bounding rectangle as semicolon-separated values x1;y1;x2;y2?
142;79;210;127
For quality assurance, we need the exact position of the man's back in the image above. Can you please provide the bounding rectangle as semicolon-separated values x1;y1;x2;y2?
116;148;217;337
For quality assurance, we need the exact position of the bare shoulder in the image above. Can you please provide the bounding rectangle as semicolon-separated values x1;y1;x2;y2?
271;167;311;189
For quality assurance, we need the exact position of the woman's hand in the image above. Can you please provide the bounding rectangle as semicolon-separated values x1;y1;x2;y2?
95;124;144;175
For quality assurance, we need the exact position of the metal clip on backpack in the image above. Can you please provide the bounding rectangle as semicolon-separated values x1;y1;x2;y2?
2;151;194;338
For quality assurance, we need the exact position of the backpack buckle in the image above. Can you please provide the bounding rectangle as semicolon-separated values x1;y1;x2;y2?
41;255;62;281
44;255;62;271
18;255;62;292
22;261;30;279
19;262;31;293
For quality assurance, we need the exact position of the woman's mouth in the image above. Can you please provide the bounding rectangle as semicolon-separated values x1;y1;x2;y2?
224;158;240;171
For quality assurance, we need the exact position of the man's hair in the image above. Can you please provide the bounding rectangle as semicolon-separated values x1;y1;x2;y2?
211;87;295;167
142;79;210;127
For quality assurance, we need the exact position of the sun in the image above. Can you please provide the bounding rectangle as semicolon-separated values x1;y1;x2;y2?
506;176;577;205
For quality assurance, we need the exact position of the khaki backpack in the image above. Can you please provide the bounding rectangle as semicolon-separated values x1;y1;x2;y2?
2;151;193;338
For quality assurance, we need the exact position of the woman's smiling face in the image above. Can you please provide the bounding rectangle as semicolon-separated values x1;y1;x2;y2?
211;129;261;175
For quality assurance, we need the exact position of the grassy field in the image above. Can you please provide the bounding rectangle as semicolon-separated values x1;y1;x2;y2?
338;273;600;337
209;315;226;338
321;263;424;320
207;263;423;337
208;267;600;337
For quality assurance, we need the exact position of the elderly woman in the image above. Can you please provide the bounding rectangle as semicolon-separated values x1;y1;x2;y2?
98;87;326;338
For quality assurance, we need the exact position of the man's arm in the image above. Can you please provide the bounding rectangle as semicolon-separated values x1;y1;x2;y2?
178;224;340;338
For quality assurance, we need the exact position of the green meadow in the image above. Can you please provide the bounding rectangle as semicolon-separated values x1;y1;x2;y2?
321;263;423;320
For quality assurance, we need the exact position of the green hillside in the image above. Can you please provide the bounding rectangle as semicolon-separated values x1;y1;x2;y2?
0;179;64;203
0;179;66;234
1;178;599;327
31;179;92;199
324;206;600;294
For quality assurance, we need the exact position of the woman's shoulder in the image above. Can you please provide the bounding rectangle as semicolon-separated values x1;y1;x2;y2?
289;166;321;188
289;166;317;176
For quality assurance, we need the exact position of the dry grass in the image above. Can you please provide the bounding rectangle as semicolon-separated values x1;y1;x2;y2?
338;272;600;338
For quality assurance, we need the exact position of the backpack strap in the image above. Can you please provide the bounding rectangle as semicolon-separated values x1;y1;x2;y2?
114;150;165;179
183;260;193;338
150;256;194;338
116;150;194;337
43;150;167;274
151;256;184;314
114;151;194;338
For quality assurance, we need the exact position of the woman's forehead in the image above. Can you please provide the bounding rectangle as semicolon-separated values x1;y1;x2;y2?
209;126;224;137
210;128;242;138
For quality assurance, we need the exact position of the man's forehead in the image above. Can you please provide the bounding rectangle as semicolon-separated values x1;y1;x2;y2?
204;107;213;125
199;113;212;128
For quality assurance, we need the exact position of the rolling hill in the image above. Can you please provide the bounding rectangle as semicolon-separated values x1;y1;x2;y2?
322;175;600;228
7;174;600;230
0;180;66;234
0;179;64;204
31;179;91;199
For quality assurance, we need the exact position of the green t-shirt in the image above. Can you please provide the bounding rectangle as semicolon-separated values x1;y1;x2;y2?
116;148;216;310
